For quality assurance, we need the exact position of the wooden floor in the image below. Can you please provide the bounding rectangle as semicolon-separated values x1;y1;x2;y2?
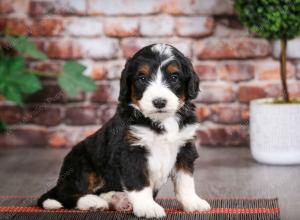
0;146;299;220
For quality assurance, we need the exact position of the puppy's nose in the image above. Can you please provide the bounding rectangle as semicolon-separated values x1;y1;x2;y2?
152;98;167;109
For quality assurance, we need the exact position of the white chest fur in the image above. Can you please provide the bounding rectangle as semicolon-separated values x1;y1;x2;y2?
129;117;198;190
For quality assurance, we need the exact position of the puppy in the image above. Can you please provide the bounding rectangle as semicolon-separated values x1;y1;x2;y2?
38;44;211;218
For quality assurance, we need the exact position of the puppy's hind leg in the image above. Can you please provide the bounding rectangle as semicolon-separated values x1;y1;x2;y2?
38;187;63;210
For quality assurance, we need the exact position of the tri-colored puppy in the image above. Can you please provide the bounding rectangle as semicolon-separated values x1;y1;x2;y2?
38;44;211;218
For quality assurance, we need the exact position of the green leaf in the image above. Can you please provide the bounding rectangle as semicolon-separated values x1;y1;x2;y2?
0;120;7;133
0;54;42;105
58;73;77;97
64;61;86;75
19;73;42;94
58;61;96;97
8;56;25;75
2;86;23;105
6;36;47;60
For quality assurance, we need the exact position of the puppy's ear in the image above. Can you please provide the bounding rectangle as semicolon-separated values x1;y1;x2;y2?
118;59;132;103
185;59;200;100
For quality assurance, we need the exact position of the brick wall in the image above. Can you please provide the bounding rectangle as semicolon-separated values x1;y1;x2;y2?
0;0;300;148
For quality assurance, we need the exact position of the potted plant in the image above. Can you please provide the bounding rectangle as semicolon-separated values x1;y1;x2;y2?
235;0;300;164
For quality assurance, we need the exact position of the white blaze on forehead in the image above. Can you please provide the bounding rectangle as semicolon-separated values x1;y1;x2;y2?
138;65;179;121
151;44;172;57
161;56;176;67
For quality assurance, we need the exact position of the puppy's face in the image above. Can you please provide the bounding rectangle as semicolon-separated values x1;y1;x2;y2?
119;44;199;121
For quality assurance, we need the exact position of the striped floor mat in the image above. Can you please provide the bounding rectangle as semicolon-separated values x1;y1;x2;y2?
0;196;280;220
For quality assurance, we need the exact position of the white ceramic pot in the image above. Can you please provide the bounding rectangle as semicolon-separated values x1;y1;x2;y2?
250;98;300;165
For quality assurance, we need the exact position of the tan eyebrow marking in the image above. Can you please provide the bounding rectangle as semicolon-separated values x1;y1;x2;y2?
166;63;179;74
138;64;151;75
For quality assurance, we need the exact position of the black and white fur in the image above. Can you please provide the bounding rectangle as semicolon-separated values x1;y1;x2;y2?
38;44;211;218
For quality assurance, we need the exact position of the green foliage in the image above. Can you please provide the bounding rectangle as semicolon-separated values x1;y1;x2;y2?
0;120;7;133
234;0;300;39
6;36;47;60
0;55;41;105
58;61;96;97
0;35;96;105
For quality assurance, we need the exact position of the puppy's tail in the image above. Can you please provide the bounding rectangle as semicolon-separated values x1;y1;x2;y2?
37;187;63;209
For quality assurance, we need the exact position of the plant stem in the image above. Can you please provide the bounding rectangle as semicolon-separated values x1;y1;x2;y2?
27;69;60;78
280;38;289;102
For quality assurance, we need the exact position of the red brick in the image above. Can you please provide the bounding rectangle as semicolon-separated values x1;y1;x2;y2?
289;82;300;98
198;125;248;146
48;38;119;60
241;109;249;121
194;62;217;81
0;0;13;13
31;18;64;36
239;85;266;103
65;105;98;125
30;61;63;75
26;85;64;103
0;18;6;32
195;105;211;122
170;41;192;58
195;38;271;59
104;18;139;37
47;40;82;59
140;16;174;36
91;82;119;104
98;104;118;124
29;0;86;16
79;39;119;59
47;131;69;148
24;106;62;126
66;18;103;37
87;0;162;15
214;17;249;37
176;17;214;37
0;106;24;124
197;83;236;103
29;1;54;17
82;127;99;139
47;126;99;148
211;104;244;124
32;39;45;52
0;18;29;35
54;0;86;15
105;60;126;79
163;0;234;15
217;62;254;82
121;38;141;58
26;84;85;103
255;60;295;80
0;17;63;36
238;83;281;103
0;127;48;147
82;61;107;81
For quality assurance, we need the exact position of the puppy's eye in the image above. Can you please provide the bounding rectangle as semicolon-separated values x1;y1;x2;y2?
137;75;147;83
170;74;178;82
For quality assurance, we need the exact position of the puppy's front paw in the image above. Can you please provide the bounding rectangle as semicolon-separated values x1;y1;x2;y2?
133;201;166;218
182;196;211;212
77;194;109;211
